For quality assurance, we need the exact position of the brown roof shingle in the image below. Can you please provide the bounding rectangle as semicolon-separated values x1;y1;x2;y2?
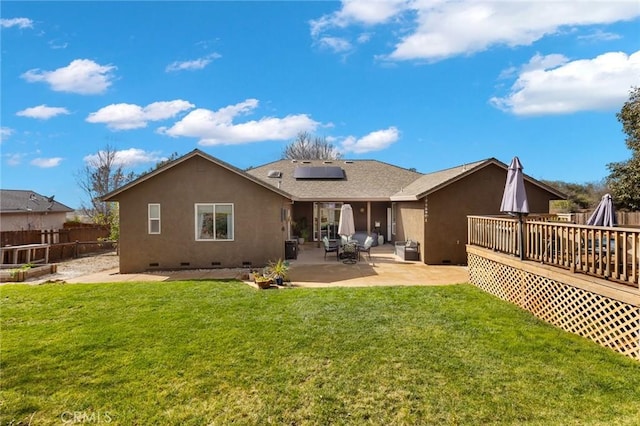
247;159;423;201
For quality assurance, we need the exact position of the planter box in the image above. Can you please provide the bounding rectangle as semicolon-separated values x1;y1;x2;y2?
0;264;58;283
255;279;273;289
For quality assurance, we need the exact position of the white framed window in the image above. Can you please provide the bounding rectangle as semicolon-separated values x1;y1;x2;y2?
195;203;234;241
148;203;161;234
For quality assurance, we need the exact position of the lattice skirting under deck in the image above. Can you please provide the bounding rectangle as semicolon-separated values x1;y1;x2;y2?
468;252;639;360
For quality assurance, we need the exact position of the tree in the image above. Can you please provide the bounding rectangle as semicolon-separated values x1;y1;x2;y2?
541;180;609;212
76;145;135;228
139;151;180;176
607;86;640;210
282;132;342;160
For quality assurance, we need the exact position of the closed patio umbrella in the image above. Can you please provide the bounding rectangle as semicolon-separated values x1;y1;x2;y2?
587;194;616;227
338;204;355;238
338;204;356;263
500;157;529;216
500;156;529;260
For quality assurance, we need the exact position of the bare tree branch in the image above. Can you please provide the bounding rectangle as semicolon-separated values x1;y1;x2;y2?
282;132;342;160
76;144;135;224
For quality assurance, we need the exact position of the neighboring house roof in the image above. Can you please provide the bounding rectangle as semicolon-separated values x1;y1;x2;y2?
0;189;74;213
390;158;566;201
102;149;292;201
247;159;423;201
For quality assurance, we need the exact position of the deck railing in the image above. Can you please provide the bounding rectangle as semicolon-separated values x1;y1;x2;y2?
468;215;640;288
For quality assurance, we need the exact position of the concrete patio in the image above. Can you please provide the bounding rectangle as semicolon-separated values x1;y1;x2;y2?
59;243;469;287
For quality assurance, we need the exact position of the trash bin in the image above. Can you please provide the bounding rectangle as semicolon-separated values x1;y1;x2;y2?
285;240;298;260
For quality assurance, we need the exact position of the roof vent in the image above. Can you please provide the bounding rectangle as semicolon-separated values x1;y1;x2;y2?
267;170;282;178
344;160;354;164
291;159;298;163
323;160;333;164
302;160;311;164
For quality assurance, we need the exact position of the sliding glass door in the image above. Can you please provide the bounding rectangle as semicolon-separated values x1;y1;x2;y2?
313;202;342;241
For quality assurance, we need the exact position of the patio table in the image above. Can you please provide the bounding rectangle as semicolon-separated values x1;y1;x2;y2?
340;242;359;264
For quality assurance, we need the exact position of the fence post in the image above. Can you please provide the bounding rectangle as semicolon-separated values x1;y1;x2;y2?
74;240;79;258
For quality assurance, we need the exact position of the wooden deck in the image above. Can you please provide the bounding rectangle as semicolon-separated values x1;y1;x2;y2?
468;216;640;288
466;216;639;360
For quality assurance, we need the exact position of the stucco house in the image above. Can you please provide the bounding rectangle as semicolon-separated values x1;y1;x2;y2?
246;158;423;243
103;149;564;273
102;150;293;273
387;159;565;265
0;189;74;232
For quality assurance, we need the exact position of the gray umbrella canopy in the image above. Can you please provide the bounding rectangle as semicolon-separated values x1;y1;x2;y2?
587;193;617;227
338;204;355;237
500;156;530;215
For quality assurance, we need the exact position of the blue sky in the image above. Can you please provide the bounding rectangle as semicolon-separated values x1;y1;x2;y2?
1;1;639;209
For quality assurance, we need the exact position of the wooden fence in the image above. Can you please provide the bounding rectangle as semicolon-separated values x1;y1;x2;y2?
555;211;640;226
1;226;109;246
0;227;113;264
468;215;640;288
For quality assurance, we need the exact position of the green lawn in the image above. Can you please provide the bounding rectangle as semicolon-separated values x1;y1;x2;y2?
2;281;639;425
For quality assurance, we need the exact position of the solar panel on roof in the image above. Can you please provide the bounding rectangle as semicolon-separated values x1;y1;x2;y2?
293;166;345;179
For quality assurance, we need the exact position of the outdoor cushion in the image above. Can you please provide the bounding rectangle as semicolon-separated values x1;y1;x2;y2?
323;236;339;260
363;236;374;249
406;239;418;248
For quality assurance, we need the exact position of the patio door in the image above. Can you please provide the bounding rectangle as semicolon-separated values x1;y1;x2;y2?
313;202;342;241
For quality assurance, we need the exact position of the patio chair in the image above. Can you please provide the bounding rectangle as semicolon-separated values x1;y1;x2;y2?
323;236;339;261
358;235;375;261
395;240;420;261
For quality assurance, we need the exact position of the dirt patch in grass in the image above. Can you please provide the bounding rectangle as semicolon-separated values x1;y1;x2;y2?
24;250;119;284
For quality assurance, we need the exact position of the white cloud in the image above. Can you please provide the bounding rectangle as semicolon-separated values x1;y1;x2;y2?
318;37;352;53
577;29;622;42
490;50;640;115
1;127;14;142
160;99;319;145
86;100;194;130
22;59;116;95
6;153;25;166
31;157;63;168
1;17;33;29
17;105;71;120
391;2;639;61
357;32;372;44
310;0;406;54
83;148;166;168
520;53;569;72
310;0;405;37
166;53;221;72
341;126;399;153
48;39;69;49
312;1;640;62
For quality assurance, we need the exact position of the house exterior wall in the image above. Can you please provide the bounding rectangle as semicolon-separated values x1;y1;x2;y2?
350;202;367;231
0;212;68;232
369;202;389;241
115;156;291;273
394;201;425;261
424;164;559;265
